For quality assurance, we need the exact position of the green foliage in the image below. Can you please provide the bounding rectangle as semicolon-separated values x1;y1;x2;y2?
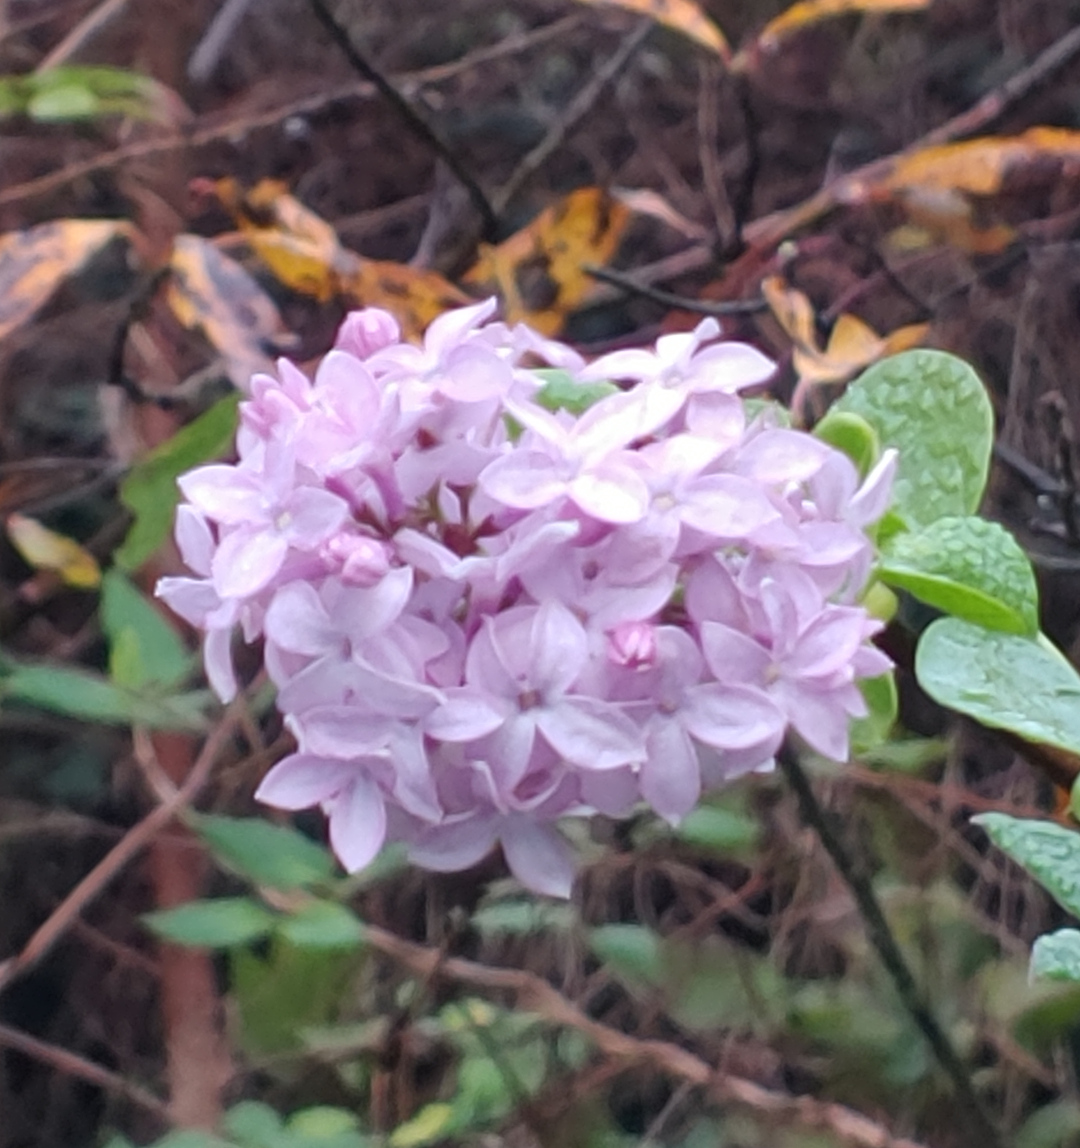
917;620;1080;755
1031;931;1080;983
143;896;277;948
974;814;1080;918
812;408;879;475
849;673;899;754
0;66;178;123
533;368;618;414
192;813;338;890
835;349;993;527
101;568;192;689
0;661;207;729
879;516;1039;635
115;391;241;571
276;900;366;950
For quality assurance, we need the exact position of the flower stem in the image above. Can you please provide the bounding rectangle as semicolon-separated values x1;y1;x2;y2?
777;747;1003;1148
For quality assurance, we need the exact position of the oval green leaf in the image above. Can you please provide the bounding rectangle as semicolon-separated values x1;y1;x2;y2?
276;901;365;951
834;349;993;527
1032;929;1080;983
916;618;1080;754
193;813;336;890
880;516;1038;634
142;896;275;949
973;813;1080;919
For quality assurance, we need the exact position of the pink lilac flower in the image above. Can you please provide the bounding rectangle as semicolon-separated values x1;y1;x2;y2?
160;300;894;896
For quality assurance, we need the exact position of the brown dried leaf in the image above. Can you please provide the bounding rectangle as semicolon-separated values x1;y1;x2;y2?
573;0;730;57
0;218;132;344
465;188;630;337
343;260;469;341
165;235;290;386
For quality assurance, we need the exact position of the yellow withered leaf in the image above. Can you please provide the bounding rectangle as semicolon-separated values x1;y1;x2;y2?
6;512;101;589
573;0;730;57
343;260;470;340
0;218;132;345
210;177;347;302
753;0;929;54
205;178;467;339
166;234;290;386
464;188;630;337
763;276;928;385
874;128;1080;198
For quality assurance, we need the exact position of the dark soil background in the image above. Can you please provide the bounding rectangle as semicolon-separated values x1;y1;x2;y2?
4;2;1080;1146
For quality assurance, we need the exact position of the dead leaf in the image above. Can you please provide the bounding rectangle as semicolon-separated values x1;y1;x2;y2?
6;512;100;589
869;128;1080;199
888;185;1016;255
206;177;348;303
0;218;132;344
202;178;467;339
344;260;470;340
763;276;928;385
165;234;291;386
572;0;730;58
752;0;929;55
464;188;630;336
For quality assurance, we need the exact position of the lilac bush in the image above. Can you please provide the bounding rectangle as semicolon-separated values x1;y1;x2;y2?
158;298;894;896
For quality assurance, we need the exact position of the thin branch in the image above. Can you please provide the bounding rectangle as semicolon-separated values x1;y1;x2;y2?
0;698;246;997
360;921;929;1148
777;748;1005;1148
34;0;131;71
0;1021;168;1117
492;19;653;217
306;0;497;239
584;263;766;316
744;22;1080;250
0;15;580;210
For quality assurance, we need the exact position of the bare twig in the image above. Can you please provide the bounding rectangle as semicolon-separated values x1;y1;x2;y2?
307;0;497;239
492;19;653;217
0;15;580;210
0;700;245;997
360;921;929;1148
696;58;736;247
744;22;1080;250
0;1021;168;1117
35;0;131;71
584;263;766;316
777;748;1005;1148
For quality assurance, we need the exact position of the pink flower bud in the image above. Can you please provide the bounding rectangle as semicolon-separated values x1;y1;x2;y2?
607;620;658;669
321;532;392;586
334;308;401;358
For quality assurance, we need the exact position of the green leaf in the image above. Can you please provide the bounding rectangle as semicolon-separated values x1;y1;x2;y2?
233;939;361;1055
533;369;618;415
192;813;336;890
101;569;191;688
813;409;879;475
850;672;898;754
1032;930;1080;983
973;813;1080;917
879;516;1038;634
1;662;206;730
277;901;365;950
222;1101;284;1146
115;392;240;572
676;804;760;855
142;896;275;948
916;618;1080;754
589;924;664;989
471;899;575;938
834;350;993;527
27;82;99;121
388;1103;456;1148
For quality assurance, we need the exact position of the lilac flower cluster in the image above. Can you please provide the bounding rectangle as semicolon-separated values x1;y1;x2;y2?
158;299;894;896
